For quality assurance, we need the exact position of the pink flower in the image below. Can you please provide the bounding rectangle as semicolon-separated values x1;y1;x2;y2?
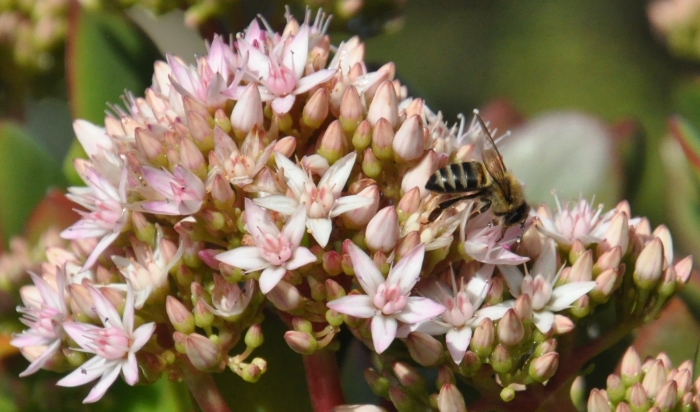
61;164;129;270
210;126;274;187
459;203;530;265
140;165;205;215
231;24;336;114
254;151;373;247
215;199;317;293
497;239;596;333
56;284;155;403
399;265;509;364
326;243;445;354
536;194;616;247
193;275;255;318
11;270;69;377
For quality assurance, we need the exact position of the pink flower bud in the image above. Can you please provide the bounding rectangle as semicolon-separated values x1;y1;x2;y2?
341;184;379;229
230;84;263;139
179;136;207;179
401;150;438;198
317;120;347;164
587;389;611;412
590;268;618;303
568;249;593;282
361;147;382;178
284;331;318;355
392;115;424;162
135;128;165;166
529;352;559;383
365;206;400;253
597;212;629;256
186;333;222;371
186;109;215;152
352;119;372;151
675;255;693;284
339;86;363;134
266;281;301;311
394;231;421;261
406;332;443;366
397;187;421;218
214;108;231;133
628;383;650;409
642;360;666;398
388;387;411;411
654;381;677;410
437;383;467;412
621;347;642;386
653;225;673;267
68;283;98;321
322;250;343;276
514;293;532;321
403;98;424;118
634;238;664;290
595;246;622;273
606;374;625;403
552;314;574;334
392;362;423;390
491;344;512;373
166;296;195;334
497;309;524;346
371;117;394;160
211;173;236;210
471;318;495;356
367;81;398;128
273;135;297;158
302;88;329;130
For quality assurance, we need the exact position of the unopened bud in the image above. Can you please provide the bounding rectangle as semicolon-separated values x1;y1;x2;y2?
590;268;618;303
245;325;263;348
552;314;574;334
498;309;524;346
569;250;593;282
242;363;263;382
266;281;301;311
361;148;382;178
587;389;612;412
529;352;558;382
284;331;318;355
194;299;214;328
597;212;629;256
132;211;156;244
514;293;533;321
371;118;394;161
339;86;363;135
365;206;400;253
437;383;467;412
471;317;495;357
633;238;664;290
230;84;264;139
303;88;329;130
406;332;443;366
367;81;398;128
186;333;222;371
352;120;372;151
397;187;421;219
621;347;642;386
569;239;587;264
318;120;347;164
166;296;195;334
459;351;482;376
595;246;622;275
342;184;380;229
491;344;513;373
437;366;456;387
364;368;390;397
322;250;343;276
606;374;625;404
393;362;424;392
274;135;297;158
393;115;424;162
642;360;666;398
628;383;650;410
654;380;677;410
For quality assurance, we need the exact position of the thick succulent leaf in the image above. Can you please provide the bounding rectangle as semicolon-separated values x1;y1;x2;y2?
0;123;66;244
63;5;162;186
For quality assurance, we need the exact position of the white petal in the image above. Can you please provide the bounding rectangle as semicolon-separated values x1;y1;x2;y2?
81;230;120;271
122;352;139;385
498;264;524;297
533;311;555;334
271;95;296;114
371;314;397;354
259;266;287;294
244;198;280;240
274;152;310;199
329;195;375;218
400;320;451;337
56;356;109;387
446;327;472;365
254;195;299;215
347;242;384;296
307;218;332;247
281;204;307;246
326;295;376;318
83;362;121;403
88;287;123;330
131;323;156;352
547;281;596;312
284;25;308;80
215;247;270;271
294;69;337;94
395;297;445;324
19;339;61;377
388;244;425;294
286;247;317;270
473;305;511;324
319;152;356;198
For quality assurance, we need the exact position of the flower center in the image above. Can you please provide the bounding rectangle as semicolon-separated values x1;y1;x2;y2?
373;283;407;315
440;291;474;328
258;232;293;265
521;275;552;311
90;327;131;360
266;63;296;96
299;184;335;218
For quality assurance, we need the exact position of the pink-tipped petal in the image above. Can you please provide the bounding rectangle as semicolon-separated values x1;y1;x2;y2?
259;266;287;294
371;314;398;354
319;152;356;198
395;297;445;323
326;295;376;318
281;204;307;246
286;247;317;271
272;95;296;114
533;311;555;334
446;327;472;365
388;244;425;294
294;69;337;94
547;282;596;312
82;363;121;403
347;242;384;296
122;352;139;385
307;218;332;248
253;195;300;216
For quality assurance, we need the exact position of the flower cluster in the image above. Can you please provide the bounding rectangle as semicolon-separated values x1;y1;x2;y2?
9;9;693;411
587;347;700;411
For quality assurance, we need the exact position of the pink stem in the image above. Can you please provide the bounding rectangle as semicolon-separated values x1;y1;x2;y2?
181;360;232;412
303;349;346;411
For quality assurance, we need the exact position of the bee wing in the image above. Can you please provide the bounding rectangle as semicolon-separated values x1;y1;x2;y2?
476;114;511;197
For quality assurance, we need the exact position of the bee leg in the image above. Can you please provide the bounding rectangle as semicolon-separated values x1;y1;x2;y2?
428;193;480;222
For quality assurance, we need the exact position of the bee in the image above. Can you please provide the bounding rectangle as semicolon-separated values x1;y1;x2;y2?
425;110;529;239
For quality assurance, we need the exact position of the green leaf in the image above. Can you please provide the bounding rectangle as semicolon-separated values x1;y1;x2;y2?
0;122;66;244
63;6;162;185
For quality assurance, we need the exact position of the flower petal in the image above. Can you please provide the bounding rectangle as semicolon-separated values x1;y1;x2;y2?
286;247;317;271
244;198;280;240
395;297;445;324
18;339;61;377
319;152;356;198
371;314;397;354
498;264;524;297
88;287;123;330
56;356;110;387
388;244;425;294
533;311;555;334
271;95;296;114
326;295;376;318
122;352;139;385
446;327;472;365
281;204;307;246
347;242;384;297
329;195;375;218
215;247;270;272
307;218;332;248
259;266;287;294
131;322;156;353
83;362;121;403
294;69;337;95
254;195;299;215
274;152;310;199
547;281;596;312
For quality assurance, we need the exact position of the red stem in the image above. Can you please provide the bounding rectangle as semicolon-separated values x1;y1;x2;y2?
181;360;232;412
303;349;346;412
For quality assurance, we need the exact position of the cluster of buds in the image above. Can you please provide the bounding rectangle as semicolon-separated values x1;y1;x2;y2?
587;347;700;411
7;7;693;410
0;0;68;70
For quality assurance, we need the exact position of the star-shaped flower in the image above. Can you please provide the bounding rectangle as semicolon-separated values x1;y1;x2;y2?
140;165;205;216
216;198;317;293
497;239;596;333
327;243;445;354
254;151;373;247
56;283;155;403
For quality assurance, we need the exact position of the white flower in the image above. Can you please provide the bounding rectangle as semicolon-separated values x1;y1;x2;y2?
216;198;317;293
254;151;373;247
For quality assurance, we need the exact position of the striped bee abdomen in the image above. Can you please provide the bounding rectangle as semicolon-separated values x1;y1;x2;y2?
426;162;488;192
